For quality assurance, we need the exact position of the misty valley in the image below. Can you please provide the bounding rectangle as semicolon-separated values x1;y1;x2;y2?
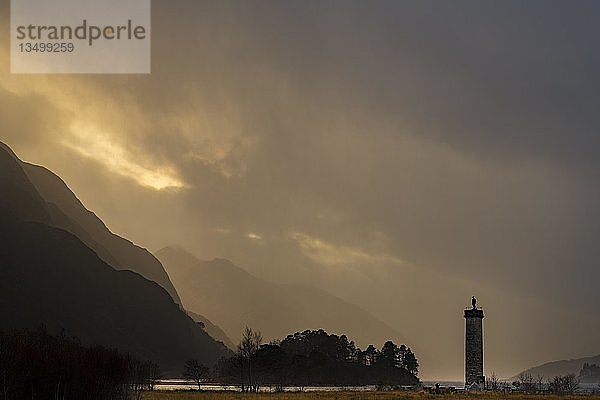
0;142;420;399
1;137;598;399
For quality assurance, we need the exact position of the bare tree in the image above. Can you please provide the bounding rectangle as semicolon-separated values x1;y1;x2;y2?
548;374;579;395
486;371;499;391
514;372;537;393
183;359;209;390
535;373;545;392
145;361;161;391
238;326;263;392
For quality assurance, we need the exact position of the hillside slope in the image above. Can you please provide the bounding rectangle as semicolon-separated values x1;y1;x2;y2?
513;355;600;381
187;311;235;349
23;162;182;305
0;142;229;373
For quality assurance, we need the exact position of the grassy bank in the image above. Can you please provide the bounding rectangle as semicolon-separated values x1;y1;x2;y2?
141;391;600;400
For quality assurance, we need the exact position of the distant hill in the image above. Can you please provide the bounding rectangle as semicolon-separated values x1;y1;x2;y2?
513;355;600;381
187;311;235;350
156;246;405;349
0;141;230;374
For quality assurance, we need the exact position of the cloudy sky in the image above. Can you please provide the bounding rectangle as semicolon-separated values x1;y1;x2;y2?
1;0;599;380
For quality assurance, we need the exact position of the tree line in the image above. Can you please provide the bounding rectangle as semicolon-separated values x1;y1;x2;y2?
485;371;582;395
0;327;160;400
213;327;419;390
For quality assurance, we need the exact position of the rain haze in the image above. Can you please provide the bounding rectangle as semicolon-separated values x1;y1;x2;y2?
1;0;599;381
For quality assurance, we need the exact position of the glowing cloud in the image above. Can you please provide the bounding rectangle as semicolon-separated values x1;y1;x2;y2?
64;122;186;190
246;232;263;241
289;231;402;267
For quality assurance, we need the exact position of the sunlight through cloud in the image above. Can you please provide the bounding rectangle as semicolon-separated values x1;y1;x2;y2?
289;231;402;267
64;122;187;190
246;232;263;241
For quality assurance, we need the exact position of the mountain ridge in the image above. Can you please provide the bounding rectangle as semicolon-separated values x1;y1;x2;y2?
156;245;406;349
23;161;182;305
0;141;230;373
187;310;235;350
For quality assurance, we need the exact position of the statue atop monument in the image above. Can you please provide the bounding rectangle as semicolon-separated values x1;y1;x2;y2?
465;297;484;390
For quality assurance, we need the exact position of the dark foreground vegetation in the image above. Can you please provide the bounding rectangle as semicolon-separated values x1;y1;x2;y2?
215;328;419;390
503;371;591;395
141;392;600;400
0;328;159;400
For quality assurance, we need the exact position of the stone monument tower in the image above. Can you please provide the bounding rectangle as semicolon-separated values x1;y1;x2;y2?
464;296;484;389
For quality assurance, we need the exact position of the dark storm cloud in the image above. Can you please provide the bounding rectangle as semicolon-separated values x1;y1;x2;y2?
139;0;600;303
144;0;600;165
1;0;599;379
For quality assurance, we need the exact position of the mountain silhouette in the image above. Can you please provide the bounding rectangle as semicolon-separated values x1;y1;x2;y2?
156;246;405;349
22;161;182;304
0;142;50;224
0;142;229;373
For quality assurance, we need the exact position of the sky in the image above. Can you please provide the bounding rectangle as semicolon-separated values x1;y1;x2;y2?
1;0;600;380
